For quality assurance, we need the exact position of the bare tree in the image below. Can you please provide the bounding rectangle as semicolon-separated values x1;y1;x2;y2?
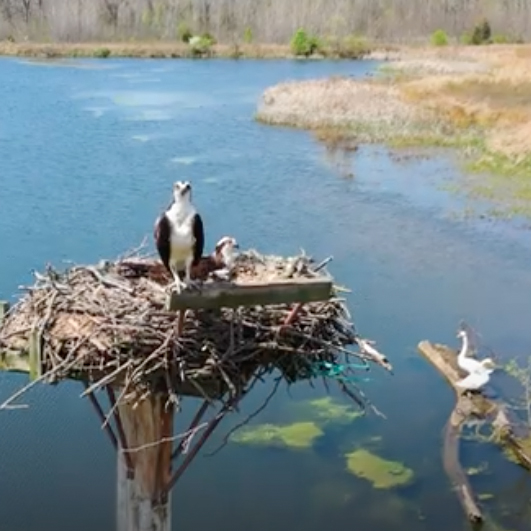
2;0;531;44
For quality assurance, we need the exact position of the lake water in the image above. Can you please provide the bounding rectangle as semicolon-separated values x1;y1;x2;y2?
1;56;531;531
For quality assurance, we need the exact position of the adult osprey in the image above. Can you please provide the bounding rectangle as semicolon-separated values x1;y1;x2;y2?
154;180;204;293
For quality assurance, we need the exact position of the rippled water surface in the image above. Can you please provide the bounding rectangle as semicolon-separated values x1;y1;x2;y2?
1;57;531;531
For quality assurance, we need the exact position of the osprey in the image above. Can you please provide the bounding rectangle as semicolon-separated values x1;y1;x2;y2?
189;236;240;282
154;180;204;293
211;236;239;280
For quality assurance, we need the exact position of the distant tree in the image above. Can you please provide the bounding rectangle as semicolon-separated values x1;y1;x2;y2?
101;0;122;29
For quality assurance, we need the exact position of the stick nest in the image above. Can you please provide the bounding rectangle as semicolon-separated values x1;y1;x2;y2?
0;246;390;412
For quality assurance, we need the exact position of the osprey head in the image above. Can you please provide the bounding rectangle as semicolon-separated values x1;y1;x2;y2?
214;236;239;268
173;180;192;202
215;236;239;256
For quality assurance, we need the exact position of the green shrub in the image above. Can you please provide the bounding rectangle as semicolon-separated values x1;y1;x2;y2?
491;33;508;44
177;22;192;43
188;35;214;56
290;28;318;56
243;27;253;44
460;31;473;45
337;35;370;58
431;29;448;46
201;32;216;46
93;47;111;58
471;18;491;45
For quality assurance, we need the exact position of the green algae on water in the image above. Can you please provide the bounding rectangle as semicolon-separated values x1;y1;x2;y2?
306;396;363;425
345;449;414;489
466;462;489;476
231;421;323;449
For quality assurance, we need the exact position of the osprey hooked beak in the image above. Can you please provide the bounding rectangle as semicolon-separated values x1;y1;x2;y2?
173;180;192;200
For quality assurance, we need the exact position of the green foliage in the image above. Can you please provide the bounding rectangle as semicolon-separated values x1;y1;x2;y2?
188;34;216;57
201;32;216;46
491;33;525;44
177;21;192;43
324;34;370;58
430;29;448;47
492;33;509;44
476;18;492;43
290;28;319;57
503;357;531;443
460;19;493;45
460;31;473;45
243;26;253;44
93;47;111;58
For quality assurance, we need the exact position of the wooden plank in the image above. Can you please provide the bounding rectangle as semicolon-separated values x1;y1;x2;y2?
28;328;42;381
0;349;30;373
168;278;333;311
0;301;9;326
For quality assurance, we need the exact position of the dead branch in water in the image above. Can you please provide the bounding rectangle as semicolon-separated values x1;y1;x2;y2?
418;333;531;524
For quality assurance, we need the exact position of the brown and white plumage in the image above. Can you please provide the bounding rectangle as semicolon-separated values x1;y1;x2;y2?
154;180;204;293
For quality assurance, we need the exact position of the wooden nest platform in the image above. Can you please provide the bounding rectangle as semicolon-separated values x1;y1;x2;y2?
0;247;391;412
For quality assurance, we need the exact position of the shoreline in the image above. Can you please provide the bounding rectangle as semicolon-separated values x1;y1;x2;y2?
256;44;531;220
0;41;399;60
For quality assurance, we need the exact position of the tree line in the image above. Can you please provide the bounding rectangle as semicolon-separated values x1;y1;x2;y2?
0;0;529;43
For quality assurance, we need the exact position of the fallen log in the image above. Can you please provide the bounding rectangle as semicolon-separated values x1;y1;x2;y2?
418;336;531;524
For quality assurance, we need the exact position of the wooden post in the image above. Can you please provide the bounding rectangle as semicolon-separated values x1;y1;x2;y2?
116;393;174;531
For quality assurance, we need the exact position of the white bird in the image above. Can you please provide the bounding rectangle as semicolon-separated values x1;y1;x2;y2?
212;236;239;279
456;329;481;375
454;329;496;392
455;364;495;391
154;180;204;294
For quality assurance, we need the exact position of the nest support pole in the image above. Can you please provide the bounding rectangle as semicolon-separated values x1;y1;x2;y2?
116;392;174;531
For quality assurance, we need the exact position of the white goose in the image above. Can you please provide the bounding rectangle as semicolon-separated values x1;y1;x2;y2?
455;329;496;392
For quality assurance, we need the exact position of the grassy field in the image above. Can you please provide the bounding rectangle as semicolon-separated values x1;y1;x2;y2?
257;44;531;219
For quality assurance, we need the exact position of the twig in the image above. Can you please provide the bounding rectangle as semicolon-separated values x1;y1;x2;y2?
83;382;119;450
0;354;83;410
206;376;283;457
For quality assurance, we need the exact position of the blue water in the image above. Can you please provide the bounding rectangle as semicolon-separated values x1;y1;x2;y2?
1;56;531;531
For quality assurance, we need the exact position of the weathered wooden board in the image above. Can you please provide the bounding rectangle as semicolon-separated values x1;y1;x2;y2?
0;301;9;325
0;349;31;373
168;278;333;311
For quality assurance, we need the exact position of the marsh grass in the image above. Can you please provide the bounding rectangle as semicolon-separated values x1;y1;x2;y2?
258;44;531;219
